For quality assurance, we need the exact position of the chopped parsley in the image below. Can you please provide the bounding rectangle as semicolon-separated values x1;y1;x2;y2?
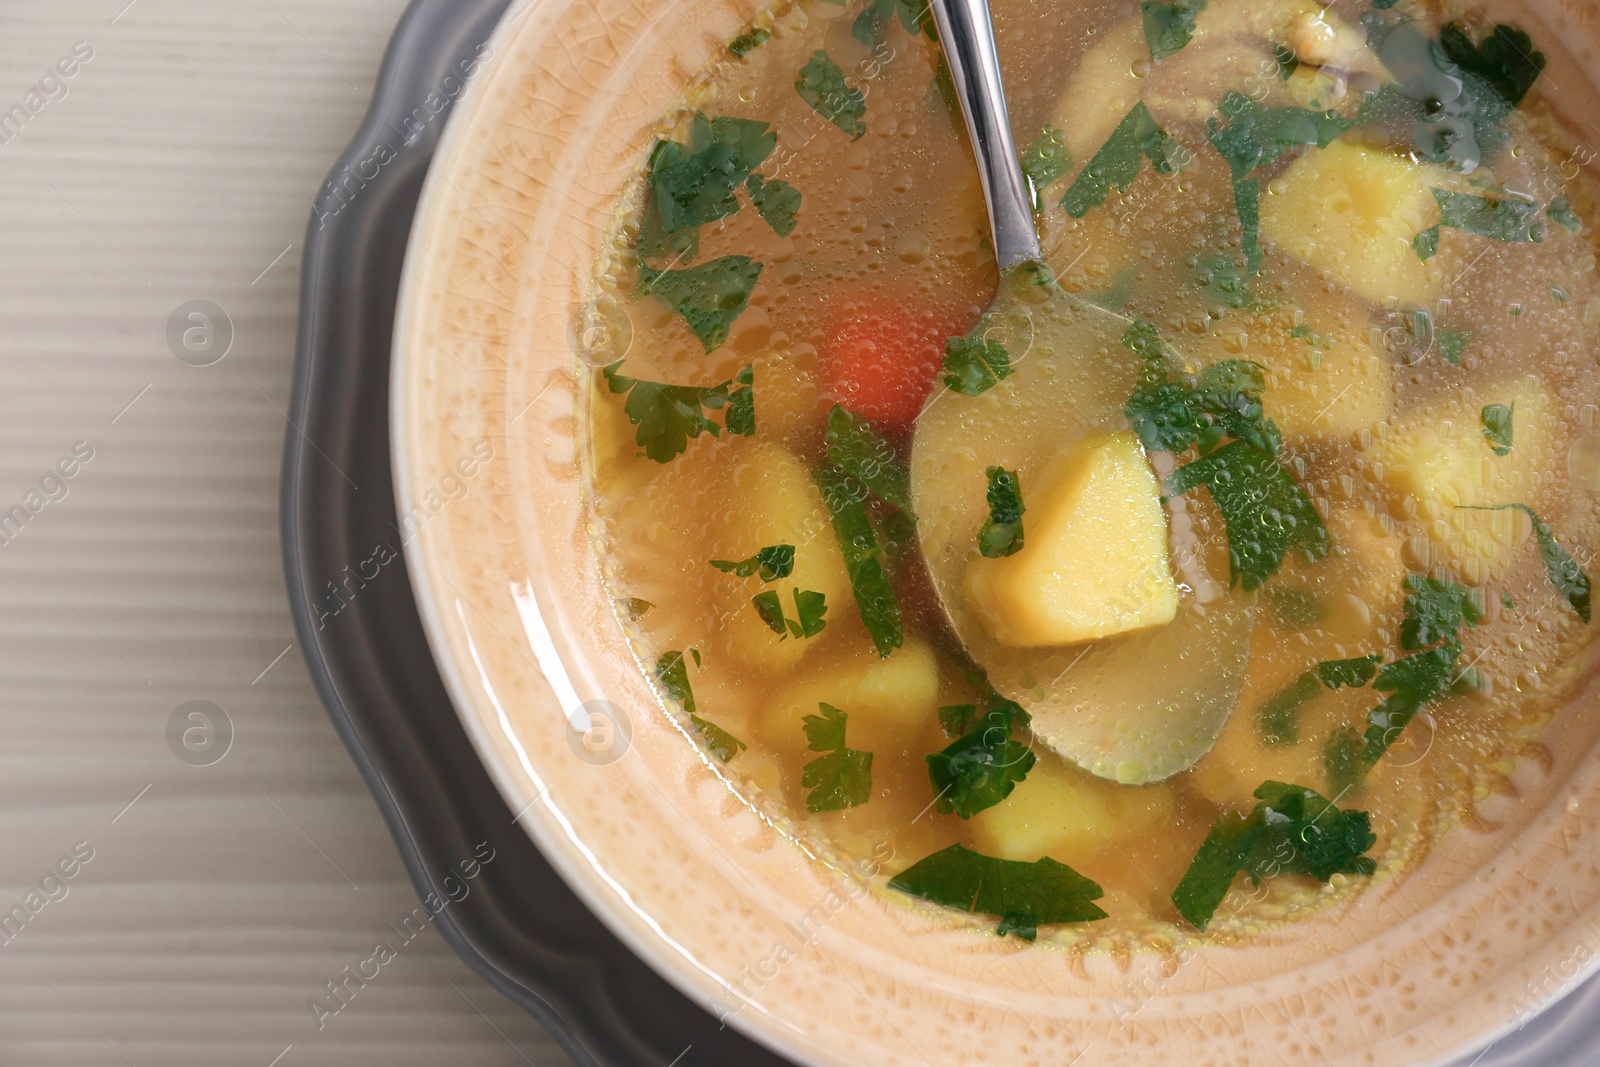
711;544;796;581
796;51;866;140
1141;0;1207;61
1549;197;1581;233
1165;441;1330;591
1060;102;1179;219
1439;22;1547;110
1206;92;1350;274
888;843;1106;940
1274;43;1299;81
978;466;1025;558
637;257;764;352
825;405;910;509
1481;403;1514;456
655;649;699;711
1257;655;1381;745
752;588;829;640
1361;576;1483;765
727;27;770;58
801;703;873;812
926;697;1035;819
645;113;777;245
1121;320;1281;457
816;466;904;658
602;359;756;462
938;704;980;737
725;364;755;436
1324;727;1364;797
1021;127;1072;207
852;0;922;51
1171;781;1377;930
690;715;748;762
943;336;1013;396
1423;189;1546;255
745;173;801;237
1458;504;1592;623
1436;327;1474;365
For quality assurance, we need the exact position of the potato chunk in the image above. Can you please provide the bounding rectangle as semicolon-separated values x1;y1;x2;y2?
1262;141;1444;306
1374;377;1557;580
754;639;940;755
969;753;1175;868
966;431;1176;648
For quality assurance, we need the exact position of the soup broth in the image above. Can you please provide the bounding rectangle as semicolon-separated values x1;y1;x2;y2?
580;0;1600;942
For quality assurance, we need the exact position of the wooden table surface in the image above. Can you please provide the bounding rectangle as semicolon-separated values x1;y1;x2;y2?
0;1;574;1063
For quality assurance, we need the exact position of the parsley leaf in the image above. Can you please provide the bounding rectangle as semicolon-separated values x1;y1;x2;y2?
646;113;777;241
1274;43;1299;80
801;703;873;811
725;363;755;436
852;0;923;49
1207;91;1351;181
1233;176;1263;276
825;405;910;509
1165;440;1329;591
938;704;980;738
602;360;755;462
1399;574;1484;651
752;588;829;639
728;27;770;58
1364;642;1457;764
1430;188;1545;244
1436;327;1473;365
690;714;747;762
816;466;904;658
1414;225;1441;261
942;335;1013;396
1439;22;1547;109
655;650;699;712
1171;781;1376;929
1324;727;1364;797
1257;656;1379;744
926;698;1035;819
978;466;1025;558
1021;127;1073;207
746;173;801;237
888;843;1106;940
1061;102;1179;218
796;51;866;140
711;544;796;581
638;257;763;352
1549;197;1581;233
1142;0;1207;61
1458;504;1591;622
1481;402;1514;456
1121;320;1281;457
621;597;654;619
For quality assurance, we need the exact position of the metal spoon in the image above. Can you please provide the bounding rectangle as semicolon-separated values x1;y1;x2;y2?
911;0;1256;785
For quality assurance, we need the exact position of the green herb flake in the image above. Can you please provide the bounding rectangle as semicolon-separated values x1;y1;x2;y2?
752;588;830;640
1438;22;1547;109
1164;440;1328;590
711;544;797;581
888;843;1106;941
743;173;801;238
816;466;904;657
1258;656;1379;745
852;0;923;49
1141;0;1207;61
1060;102;1179;219
927;698;1035;819
978;466;1025;558
825;405;910;509
1364;642;1457;764
1400;574;1484;651
1274;43;1300;80
638;257;763;353
725;363;755;436
801;703;873;812
1436;327;1473;365
1122;321;1281;458
942;335;1013;396
938;704;980;738
1481;403;1514;456
1414;225;1441;261
655;650;698;713
1207;91;1351;181
728;26;770;57
1324;727;1364;797
1549;197;1581;233
690;714;748;762
1431;188;1546;244
796;51;866;140
621;597;654;619
1458;504;1591;622
1171;782;1376;930
1021;127;1073;206
1233;177;1263;276
645;114;777;246
602;359;755;463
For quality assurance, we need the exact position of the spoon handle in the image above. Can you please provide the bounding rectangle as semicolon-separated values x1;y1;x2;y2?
926;0;1042;270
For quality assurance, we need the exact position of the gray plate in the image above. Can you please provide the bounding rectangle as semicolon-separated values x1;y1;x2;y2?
280;2;1599;1064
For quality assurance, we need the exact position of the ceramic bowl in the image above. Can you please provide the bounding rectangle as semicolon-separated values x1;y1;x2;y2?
391;0;1600;1062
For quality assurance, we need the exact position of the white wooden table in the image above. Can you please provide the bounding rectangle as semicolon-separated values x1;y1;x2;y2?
0;1;573;1063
